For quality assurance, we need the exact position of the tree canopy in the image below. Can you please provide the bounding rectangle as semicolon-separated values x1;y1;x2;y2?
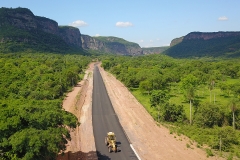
0;53;91;159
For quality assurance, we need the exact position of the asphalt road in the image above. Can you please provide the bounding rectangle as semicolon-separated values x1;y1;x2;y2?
92;65;138;160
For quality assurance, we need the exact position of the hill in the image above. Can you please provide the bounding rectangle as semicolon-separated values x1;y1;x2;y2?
81;35;143;56
0;7;144;55
142;46;169;54
0;7;85;54
165;31;240;58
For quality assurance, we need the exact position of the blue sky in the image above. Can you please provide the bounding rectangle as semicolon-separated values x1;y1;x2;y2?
2;0;240;48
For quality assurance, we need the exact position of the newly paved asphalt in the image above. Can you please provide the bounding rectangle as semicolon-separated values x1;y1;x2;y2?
92;65;138;160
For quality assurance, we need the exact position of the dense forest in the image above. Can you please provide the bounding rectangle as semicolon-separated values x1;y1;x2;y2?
0;53;91;159
101;54;240;158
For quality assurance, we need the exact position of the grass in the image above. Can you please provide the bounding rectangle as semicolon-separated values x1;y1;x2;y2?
129;81;240;159
186;143;191;148
168;81;238;119
206;148;214;157
131;89;158;120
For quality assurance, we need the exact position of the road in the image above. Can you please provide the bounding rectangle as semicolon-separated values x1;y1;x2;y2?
92;65;138;160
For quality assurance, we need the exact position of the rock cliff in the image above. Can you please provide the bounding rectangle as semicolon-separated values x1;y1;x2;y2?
59;26;82;47
0;7;143;55
184;31;240;40
166;31;240;58
0;7;82;48
81;35;143;55
170;36;184;47
81;34;104;50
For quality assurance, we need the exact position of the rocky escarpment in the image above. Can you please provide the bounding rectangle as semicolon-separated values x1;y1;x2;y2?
169;32;240;47
81;35;143;55
0;7;82;48
170;36;184;47
184;31;240;40
166;31;240;58
1;7;143;55
59;26;82;47
81;35;105;50
36;16;59;35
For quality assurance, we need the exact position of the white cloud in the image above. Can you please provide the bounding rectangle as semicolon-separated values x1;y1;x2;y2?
69;20;88;27
218;16;228;21
116;22;133;27
139;40;144;43
95;34;100;37
156;38;160;41
150;40;153;42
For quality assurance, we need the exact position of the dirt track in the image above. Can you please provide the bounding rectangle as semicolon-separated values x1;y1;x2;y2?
58;63;223;160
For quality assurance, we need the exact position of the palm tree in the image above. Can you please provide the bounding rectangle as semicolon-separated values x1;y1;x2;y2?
228;99;239;130
186;86;195;125
209;80;215;103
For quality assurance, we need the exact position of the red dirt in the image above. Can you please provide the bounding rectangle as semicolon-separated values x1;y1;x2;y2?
57;63;223;160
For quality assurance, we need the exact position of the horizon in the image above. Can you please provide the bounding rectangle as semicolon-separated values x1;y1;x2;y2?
2;0;240;48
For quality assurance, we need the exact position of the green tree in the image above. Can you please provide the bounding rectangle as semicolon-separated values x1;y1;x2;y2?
139;80;152;94
194;103;224;128
216;126;239;152
180;74;198;125
150;90;169;122
162;103;186;123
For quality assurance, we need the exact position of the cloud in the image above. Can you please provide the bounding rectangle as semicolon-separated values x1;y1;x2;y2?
218;16;228;21
69;20;88;27
95;34;100;37
156;38;160;41
116;22;133;27
150;40;153;42
139;40;144;43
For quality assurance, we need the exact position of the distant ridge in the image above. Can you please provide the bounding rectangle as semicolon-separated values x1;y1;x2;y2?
0;7;143;55
165;31;240;58
142;46;169;54
81;35;143;55
0;7;84;53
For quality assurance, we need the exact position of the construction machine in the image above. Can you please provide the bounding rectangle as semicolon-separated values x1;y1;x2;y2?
105;132;120;153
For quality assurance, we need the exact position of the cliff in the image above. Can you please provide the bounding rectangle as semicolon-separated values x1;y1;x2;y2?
59;26;82;47
170;36;184;47
0;7;143;55
81;35;143;55
165;31;240;58
81;34;105;50
184;31;240;40
0;7;82;53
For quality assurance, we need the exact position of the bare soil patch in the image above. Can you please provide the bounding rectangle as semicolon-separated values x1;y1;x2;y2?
57;63;97;160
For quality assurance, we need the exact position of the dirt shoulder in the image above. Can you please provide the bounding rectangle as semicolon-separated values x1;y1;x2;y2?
57;63;97;160
98;65;223;160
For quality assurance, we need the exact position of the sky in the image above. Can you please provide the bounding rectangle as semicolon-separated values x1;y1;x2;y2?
1;0;240;48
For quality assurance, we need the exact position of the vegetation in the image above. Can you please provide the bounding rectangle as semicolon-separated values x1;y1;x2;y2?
94;36;139;47
101;54;240;158
165;36;240;58
0;53;91;159
0;7;86;54
142;46;169;54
